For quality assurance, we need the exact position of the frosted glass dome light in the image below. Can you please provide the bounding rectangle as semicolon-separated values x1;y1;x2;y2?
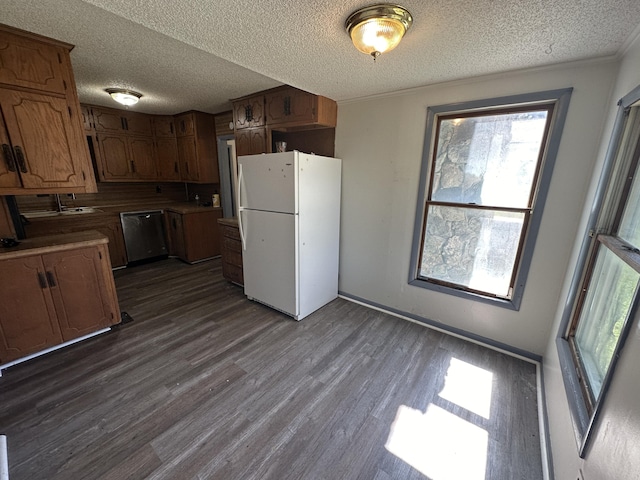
345;4;413;60
106;88;142;106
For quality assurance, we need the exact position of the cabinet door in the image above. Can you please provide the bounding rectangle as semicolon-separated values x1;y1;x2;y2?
168;211;186;259
0;32;67;94
0;89;88;190
235;128;266;157
80;105;93;131
128;136;156;179
43;247;118;341
0;256;63;363
155;137;180;181
123;112;153;136
175;113;195;136
266;89;315;125
177;135;199;181
233;96;265;130
93;107;126;133
97;221;127;268
182;210;222;262
96;134;132;181
0;111;21;188
153;116;176;137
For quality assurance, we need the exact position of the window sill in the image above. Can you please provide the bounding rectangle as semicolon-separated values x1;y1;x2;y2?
408;277;521;310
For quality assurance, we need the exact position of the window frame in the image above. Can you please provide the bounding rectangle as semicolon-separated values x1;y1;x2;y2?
556;84;640;456
409;89;573;310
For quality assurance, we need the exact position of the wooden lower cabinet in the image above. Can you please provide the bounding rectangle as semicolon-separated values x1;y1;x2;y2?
24;215;128;268
0;233;121;364
167;208;222;263
218;218;243;285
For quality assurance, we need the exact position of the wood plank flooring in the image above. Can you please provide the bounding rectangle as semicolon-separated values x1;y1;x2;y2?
0;258;543;479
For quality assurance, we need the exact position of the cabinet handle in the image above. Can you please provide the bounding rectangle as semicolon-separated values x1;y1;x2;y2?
284;96;291;116
245;105;253;122
121;117;126;130
130;160;136;173
14;146;27;173
170;123;174;134
184;162;189;174
46;271;57;287
174;162;178;173
124;118;129;130
2;144;17;172
37;272;47;289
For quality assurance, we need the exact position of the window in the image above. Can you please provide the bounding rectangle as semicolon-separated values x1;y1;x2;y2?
557;87;640;455
410;89;572;309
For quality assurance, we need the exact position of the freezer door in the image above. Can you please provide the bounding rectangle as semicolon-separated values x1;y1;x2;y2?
238;152;297;214
242;209;298;316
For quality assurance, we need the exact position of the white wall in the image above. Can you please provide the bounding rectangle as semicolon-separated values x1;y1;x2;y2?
335;60;617;355
544;32;640;480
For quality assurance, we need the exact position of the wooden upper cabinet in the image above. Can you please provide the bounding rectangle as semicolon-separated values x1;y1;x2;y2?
0;27;68;95
155;136;180;181
93;107;152;136
80;105;93;131
96;134;130;181
235;128;266;157
93;107;125;133
265;87;337;128
153;116;180;181
232;94;265;130
95;134;156;181
175;113;195;136
0;24;97;195
128;136;156;179
122;111;153;136
0;89;89;190
153;115;176;137
175;111;218;183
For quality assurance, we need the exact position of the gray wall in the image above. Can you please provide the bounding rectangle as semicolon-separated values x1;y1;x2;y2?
334;59;617;355
544;34;640;480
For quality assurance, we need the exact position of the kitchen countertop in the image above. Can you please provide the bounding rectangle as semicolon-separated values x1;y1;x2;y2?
217;217;238;227
22;203;222;223
0;230;108;260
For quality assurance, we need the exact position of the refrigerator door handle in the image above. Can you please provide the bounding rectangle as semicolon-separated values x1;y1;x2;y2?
237;163;247;250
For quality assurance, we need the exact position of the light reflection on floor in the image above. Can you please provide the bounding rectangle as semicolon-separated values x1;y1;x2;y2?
385;357;494;479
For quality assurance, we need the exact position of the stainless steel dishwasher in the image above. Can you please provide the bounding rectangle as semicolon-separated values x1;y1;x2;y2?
120;210;168;264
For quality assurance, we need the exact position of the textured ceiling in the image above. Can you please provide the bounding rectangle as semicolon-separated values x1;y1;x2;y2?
1;0;640;115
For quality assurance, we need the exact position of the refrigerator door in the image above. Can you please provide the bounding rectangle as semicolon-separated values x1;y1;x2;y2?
238;152;298;214
242;208;299;316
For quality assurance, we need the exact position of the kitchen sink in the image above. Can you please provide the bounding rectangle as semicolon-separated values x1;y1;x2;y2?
22;207;103;219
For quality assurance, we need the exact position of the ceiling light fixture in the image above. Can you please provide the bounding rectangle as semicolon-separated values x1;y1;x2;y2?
345;4;413;61
106;88;142;106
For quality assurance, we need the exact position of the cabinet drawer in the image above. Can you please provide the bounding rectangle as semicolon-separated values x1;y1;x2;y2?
223;249;242;267
222;235;242;253
222;261;243;285
221;225;241;240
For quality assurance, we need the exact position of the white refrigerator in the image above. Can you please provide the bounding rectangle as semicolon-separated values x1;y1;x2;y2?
237;151;341;320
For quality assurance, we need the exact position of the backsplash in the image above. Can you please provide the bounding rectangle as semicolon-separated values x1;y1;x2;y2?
15;182;219;212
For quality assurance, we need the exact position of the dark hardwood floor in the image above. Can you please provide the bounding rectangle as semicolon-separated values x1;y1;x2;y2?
0;258;543;479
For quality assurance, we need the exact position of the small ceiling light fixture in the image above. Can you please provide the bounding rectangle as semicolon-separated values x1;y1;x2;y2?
106;88;142;106
345;3;412;61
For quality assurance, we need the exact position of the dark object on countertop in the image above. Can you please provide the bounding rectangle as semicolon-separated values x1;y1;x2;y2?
0;237;20;248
